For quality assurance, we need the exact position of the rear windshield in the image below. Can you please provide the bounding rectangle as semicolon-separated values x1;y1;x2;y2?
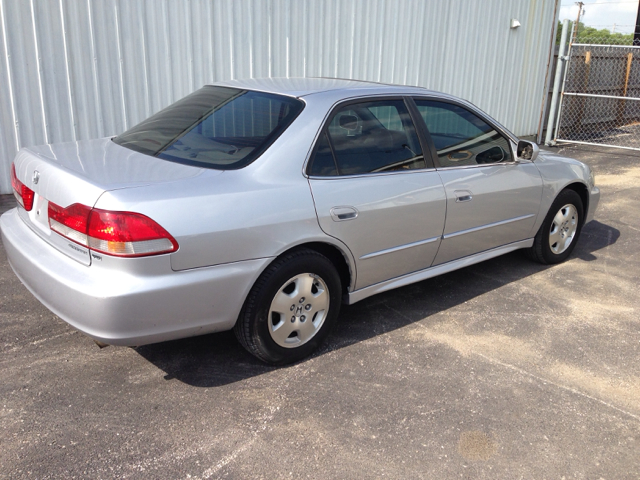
113;86;304;169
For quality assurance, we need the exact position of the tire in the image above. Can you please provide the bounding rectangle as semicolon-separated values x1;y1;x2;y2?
234;248;342;365
526;189;584;265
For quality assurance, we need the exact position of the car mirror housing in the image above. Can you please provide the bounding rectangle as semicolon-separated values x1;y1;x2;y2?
517;140;539;161
339;114;359;131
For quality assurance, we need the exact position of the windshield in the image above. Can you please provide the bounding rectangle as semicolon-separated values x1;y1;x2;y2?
113;86;304;169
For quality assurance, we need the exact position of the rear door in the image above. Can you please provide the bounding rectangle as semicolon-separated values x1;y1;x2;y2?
307;98;446;290
412;98;543;265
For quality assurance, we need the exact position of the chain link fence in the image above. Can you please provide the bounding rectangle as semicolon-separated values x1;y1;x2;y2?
555;35;640;151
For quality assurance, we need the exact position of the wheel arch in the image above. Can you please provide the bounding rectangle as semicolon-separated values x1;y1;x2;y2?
280;242;354;296
562;181;589;219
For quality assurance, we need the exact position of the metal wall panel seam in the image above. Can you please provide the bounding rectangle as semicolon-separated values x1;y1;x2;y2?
414;0;427;86
29;0;48;144
86;0;104;136
206;0;213;82
161;0;173;107
186;0;194;91
267;0;272;78
138;0;151;118
114;0;127;130
301;0;307;77
246;0;254;79
286;0;291;78
227;1;234;79
58;0;76;141
375;0;384;82
0;0;19;150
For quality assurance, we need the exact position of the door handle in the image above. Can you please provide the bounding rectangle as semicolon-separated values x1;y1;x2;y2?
330;206;359;221
454;190;473;203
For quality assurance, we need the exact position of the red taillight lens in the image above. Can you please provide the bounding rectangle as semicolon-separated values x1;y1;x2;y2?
10;164;35;211
48;202;178;257
48;202;92;246
87;208;178;257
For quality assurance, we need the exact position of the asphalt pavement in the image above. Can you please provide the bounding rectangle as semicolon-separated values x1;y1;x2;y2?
1;144;639;478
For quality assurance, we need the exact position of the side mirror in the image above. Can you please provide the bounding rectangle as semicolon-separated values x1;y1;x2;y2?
339;114;359;131
516;140;539;161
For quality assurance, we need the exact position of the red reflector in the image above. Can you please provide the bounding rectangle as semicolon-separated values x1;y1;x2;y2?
48;202;178;257
10;164;35;211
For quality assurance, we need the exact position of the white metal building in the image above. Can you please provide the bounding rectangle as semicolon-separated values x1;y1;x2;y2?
0;0;559;194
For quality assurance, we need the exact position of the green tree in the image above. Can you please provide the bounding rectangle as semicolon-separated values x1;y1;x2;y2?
556;21;633;45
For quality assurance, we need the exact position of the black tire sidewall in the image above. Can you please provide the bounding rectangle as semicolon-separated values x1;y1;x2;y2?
538;189;584;264
245;251;342;364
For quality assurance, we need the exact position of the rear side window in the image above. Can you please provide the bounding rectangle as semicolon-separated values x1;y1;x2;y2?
308;99;425;176
413;99;512;167
113;86;303;170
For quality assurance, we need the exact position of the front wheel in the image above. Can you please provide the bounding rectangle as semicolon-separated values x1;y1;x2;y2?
234;249;342;365
526;189;584;264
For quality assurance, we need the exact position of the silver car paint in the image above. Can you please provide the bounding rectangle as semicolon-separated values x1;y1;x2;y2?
530;150;600;226
12;139;207;265
1;78;601;347
433;161;543;265
309;170;446;289
346;238;535;304
1;208;271;345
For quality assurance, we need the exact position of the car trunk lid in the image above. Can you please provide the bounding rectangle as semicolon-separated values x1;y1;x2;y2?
12;138;206;265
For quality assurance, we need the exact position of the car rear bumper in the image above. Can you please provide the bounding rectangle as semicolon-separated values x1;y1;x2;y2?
1;208;269;346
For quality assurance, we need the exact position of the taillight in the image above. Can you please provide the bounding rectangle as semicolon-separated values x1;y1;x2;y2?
87;208;178;256
10;164;35;211
48;203;92;246
48;202;178;257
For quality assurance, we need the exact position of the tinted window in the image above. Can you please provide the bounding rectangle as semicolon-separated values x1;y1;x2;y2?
309;100;425;176
113;86;303;170
414;100;512;167
308;132;338;176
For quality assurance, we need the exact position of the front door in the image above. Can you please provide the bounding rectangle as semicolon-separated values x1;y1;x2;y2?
412;98;543;265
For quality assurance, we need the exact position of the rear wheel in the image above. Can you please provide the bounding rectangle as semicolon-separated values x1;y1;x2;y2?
234;249;342;365
526;189;583;264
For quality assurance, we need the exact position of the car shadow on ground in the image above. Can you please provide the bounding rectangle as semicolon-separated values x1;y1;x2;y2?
134;220;619;387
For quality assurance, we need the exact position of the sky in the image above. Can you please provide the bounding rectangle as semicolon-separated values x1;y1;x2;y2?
559;0;639;34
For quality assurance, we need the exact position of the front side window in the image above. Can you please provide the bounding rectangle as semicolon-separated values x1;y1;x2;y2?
414;99;512;168
308;99;425;176
113;86;303;170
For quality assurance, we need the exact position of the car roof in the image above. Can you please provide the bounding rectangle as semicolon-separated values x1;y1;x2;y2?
212;77;437;99
210;77;517;142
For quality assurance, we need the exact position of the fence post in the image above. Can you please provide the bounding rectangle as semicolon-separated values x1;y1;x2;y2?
545;19;570;146
575;50;592;131
616;52;634;126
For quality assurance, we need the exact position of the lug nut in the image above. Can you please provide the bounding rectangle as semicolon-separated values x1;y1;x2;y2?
291;316;295;322
300;315;306;322
290;305;295;311
299;297;305;303
305;304;312;311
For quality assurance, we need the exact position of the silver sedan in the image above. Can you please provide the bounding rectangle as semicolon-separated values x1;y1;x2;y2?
1;78;600;364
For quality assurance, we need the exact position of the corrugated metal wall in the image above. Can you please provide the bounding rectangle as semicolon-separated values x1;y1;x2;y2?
0;0;558;194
